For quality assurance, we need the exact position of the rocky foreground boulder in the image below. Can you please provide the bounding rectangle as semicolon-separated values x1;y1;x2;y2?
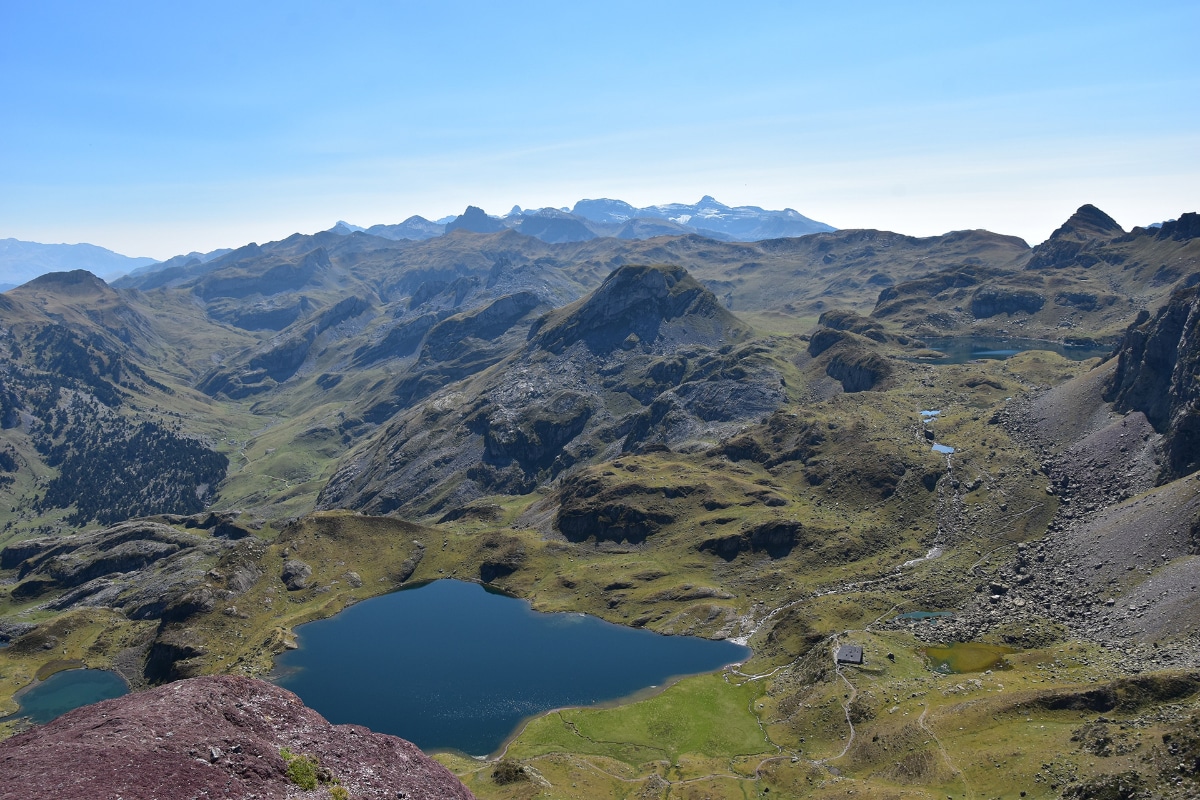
0;675;475;800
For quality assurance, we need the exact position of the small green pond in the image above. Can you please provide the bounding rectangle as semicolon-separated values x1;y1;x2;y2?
922;642;1014;673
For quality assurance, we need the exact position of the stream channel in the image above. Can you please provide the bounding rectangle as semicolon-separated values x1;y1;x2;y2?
273;579;749;756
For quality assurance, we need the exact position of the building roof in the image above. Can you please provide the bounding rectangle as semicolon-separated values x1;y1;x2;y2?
835;644;864;664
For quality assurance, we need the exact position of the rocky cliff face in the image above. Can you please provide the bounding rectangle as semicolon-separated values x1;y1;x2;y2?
806;328;893;392
969;285;1046;317
0;675;475;800
1104;284;1200;481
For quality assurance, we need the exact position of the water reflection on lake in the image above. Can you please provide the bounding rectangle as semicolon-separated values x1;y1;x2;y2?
915;337;1111;364
274;579;748;756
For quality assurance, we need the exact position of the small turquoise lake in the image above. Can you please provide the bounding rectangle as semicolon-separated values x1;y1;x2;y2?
273;579;749;756
2;669;127;725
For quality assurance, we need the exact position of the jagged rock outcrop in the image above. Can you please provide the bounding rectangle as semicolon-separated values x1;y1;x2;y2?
1104;285;1200;480
824;348;892;392
0;675;476;800
471;389;594;477
1147;211;1200;242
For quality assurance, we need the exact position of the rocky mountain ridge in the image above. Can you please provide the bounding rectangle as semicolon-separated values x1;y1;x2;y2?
323;195;836;249
0;203;1194;543
872;207;1200;341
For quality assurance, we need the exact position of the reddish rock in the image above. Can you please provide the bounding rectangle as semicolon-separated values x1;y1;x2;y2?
0;675;476;800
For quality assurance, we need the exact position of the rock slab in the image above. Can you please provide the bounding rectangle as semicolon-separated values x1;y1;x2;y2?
0;674;476;800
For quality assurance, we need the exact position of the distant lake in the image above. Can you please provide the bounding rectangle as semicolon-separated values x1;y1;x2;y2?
1;669;127;725
916;337;1112;364
273;579;748;756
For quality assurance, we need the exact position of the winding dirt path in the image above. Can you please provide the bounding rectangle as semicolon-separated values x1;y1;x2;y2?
820;636;859;764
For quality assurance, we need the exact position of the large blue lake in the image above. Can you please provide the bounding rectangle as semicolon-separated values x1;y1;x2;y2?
917;337;1111;364
273;579;748;756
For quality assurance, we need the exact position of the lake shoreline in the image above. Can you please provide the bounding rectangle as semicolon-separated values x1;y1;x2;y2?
273;578;749;757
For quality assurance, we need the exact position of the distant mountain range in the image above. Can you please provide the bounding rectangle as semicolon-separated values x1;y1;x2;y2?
0;238;157;291
6;200;1190;294
330;195;835;246
2;197;832;289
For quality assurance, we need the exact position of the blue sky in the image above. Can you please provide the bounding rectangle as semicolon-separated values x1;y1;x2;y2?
2;1;1197;259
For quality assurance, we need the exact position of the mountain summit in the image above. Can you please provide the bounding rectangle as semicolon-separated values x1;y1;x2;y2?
445;206;507;234
1047;204;1124;242
1027;204;1126;270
